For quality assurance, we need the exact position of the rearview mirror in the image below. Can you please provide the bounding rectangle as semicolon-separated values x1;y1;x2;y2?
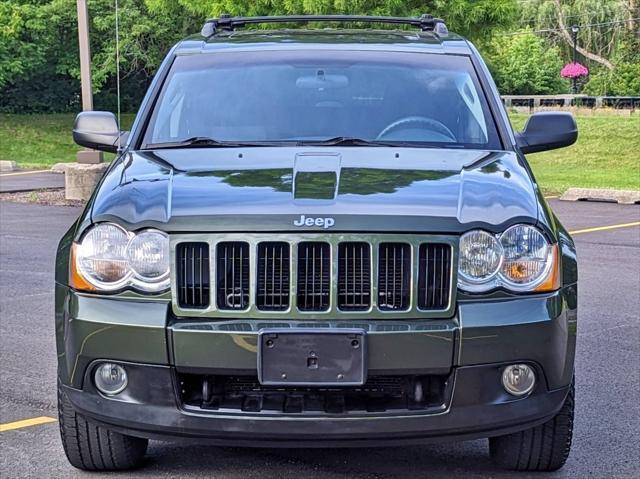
73;111;128;153
515;112;578;154
296;72;349;89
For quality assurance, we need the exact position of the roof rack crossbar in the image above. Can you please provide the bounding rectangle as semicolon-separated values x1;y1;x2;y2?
201;14;448;37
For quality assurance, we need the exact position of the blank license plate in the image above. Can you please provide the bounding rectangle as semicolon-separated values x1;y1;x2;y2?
258;329;367;386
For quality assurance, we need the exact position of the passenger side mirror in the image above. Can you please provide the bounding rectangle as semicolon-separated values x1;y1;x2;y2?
73;111;128;153
515;112;578;154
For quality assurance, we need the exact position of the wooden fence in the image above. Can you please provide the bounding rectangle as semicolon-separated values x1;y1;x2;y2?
501;95;640;111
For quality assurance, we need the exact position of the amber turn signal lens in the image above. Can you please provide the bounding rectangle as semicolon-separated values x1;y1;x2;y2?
534;244;561;292
504;262;531;281
70;243;97;292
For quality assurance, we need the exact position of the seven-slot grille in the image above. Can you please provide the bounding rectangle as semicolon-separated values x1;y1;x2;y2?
176;242;210;309
256;242;290;311
175;238;453;314
418;243;452;310
296;242;331;311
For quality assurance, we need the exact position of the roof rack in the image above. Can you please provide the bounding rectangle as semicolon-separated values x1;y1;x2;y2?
201;14;448;38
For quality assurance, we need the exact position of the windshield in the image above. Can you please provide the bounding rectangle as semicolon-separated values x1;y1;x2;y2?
144;50;501;149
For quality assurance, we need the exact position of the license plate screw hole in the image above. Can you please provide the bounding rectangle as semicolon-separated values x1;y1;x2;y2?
351;339;360;348
266;339;274;348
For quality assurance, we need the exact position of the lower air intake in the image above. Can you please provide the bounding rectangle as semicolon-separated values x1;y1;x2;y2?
178;373;449;415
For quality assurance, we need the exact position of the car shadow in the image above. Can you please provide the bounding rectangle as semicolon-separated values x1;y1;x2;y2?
134;439;569;478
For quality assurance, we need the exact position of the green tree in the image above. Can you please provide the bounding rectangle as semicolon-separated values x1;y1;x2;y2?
0;0;199;113
1;0;518;113
485;30;568;95
0;2;50;89
146;0;518;43
583;61;640;95
514;0;640;94
518;0;638;70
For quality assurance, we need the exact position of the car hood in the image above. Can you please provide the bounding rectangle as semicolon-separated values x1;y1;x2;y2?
91;147;539;233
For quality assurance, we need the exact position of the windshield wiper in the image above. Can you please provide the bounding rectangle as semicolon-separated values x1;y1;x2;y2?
145;136;452;150
144;137;282;150
295;136;446;148
297;136;392;147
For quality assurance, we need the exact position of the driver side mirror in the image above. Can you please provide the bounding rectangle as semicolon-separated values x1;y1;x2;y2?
73;111;128;153
515;112;578;154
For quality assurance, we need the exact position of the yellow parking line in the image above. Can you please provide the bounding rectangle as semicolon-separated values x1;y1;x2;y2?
0;169;50;177
569;221;640;235
0;416;57;432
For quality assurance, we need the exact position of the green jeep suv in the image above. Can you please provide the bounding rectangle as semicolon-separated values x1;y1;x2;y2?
55;15;578;472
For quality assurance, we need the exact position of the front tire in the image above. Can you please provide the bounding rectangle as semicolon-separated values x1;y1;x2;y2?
489;381;574;471
57;383;148;471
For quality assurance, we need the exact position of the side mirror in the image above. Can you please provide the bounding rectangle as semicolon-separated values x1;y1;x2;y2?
73;111;128;153
515;112;578;154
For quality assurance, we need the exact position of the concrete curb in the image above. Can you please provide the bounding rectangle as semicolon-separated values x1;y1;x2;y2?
560;188;640;205
64;163;109;201
51;163;70;174
0;160;17;172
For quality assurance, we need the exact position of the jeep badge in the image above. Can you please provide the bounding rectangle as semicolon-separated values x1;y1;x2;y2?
293;215;335;229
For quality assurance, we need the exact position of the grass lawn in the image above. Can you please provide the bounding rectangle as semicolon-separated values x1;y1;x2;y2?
1;112;638;194
509;113;640;194
0;113;134;169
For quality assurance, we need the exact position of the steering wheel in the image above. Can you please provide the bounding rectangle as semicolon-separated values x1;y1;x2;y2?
377;116;456;142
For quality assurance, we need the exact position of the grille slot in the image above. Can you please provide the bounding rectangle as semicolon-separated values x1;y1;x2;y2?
256;242;290;311
338;242;371;311
378;243;411;311
418;243;452;310
216;242;250;310
296;242;330;311
176;242;210;309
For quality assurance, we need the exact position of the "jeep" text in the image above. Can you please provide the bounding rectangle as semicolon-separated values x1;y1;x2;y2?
293;215;335;229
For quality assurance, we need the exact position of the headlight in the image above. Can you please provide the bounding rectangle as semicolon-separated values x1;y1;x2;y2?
71;223;170;293
500;225;551;287
76;223;129;287
458;225;560;293
127;230;170;281
459;230;502;283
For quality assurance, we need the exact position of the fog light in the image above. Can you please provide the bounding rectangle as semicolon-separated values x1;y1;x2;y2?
502;364;536;396
94;363;128;395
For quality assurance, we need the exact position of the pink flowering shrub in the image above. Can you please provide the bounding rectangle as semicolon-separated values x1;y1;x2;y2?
561;62;589;79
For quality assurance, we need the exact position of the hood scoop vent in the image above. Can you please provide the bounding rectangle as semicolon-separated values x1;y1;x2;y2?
293;153;341;201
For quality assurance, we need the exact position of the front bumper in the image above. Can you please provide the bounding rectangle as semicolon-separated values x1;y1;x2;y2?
62;362;570;446
55;284;577;445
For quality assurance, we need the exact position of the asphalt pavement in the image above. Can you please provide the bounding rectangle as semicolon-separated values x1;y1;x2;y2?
0;171;64;193
0;199;639;478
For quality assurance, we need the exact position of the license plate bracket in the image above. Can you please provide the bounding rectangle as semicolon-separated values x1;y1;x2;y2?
258;328;367;386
